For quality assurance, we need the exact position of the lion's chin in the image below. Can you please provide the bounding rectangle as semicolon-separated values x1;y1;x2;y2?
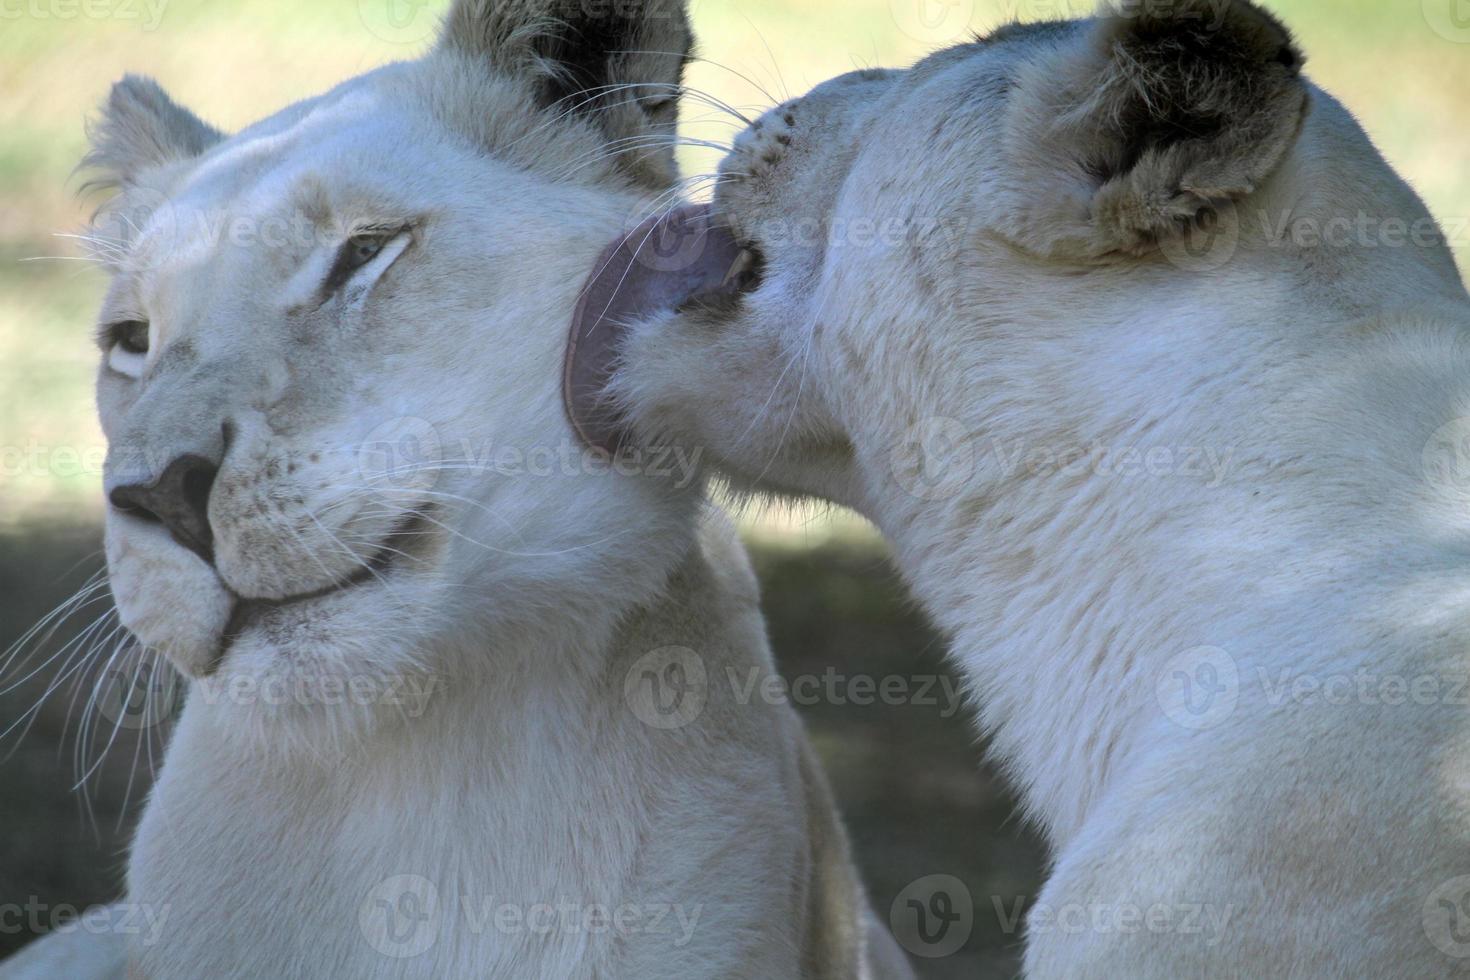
106;515;234;679
219;562;399;660
195;569;443;753
214;510;438;673
109;508;438;680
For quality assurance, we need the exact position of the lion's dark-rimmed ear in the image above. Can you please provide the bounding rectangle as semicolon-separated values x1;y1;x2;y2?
1012;0;1308;257
82;75;223;192
440;0;692;188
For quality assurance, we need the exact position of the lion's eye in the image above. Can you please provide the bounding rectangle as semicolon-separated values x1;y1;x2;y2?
347;233;388;268
105;320;150;378
111;320;150;354
322;227;410;298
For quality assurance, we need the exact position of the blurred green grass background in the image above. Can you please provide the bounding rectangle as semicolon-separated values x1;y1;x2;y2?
0;1;1466;974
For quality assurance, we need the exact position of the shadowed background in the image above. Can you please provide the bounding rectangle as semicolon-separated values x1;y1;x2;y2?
1;0;1466;974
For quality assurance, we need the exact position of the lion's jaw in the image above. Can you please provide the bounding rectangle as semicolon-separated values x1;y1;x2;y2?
91;56;699;749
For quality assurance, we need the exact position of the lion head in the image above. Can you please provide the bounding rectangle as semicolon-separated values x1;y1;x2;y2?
87;0;700;746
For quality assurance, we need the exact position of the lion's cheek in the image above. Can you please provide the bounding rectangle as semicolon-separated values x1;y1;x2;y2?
105;518;233;678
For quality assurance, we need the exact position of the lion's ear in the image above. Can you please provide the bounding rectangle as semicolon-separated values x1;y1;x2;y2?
82;75;223;191
1014;0;1308;257
440;0;692;188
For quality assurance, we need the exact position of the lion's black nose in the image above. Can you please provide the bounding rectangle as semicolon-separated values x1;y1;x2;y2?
109;454;219;564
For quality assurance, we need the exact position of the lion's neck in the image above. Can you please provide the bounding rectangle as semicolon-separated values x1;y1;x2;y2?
861;293;1470;845
128;536;700;976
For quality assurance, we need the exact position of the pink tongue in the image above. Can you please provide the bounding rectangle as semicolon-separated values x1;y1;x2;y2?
564;204;745;453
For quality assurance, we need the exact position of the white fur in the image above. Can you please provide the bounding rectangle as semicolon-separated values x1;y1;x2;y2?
3;4;913;977
613;9;1470;977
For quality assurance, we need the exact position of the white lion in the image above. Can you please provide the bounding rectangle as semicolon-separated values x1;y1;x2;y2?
591;1;1470;975
0;1;912;977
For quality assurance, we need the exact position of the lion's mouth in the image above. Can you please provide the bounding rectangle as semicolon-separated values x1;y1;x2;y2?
212;508;434;669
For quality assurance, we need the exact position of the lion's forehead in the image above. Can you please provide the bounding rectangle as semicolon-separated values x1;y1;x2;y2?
142;102;373;246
